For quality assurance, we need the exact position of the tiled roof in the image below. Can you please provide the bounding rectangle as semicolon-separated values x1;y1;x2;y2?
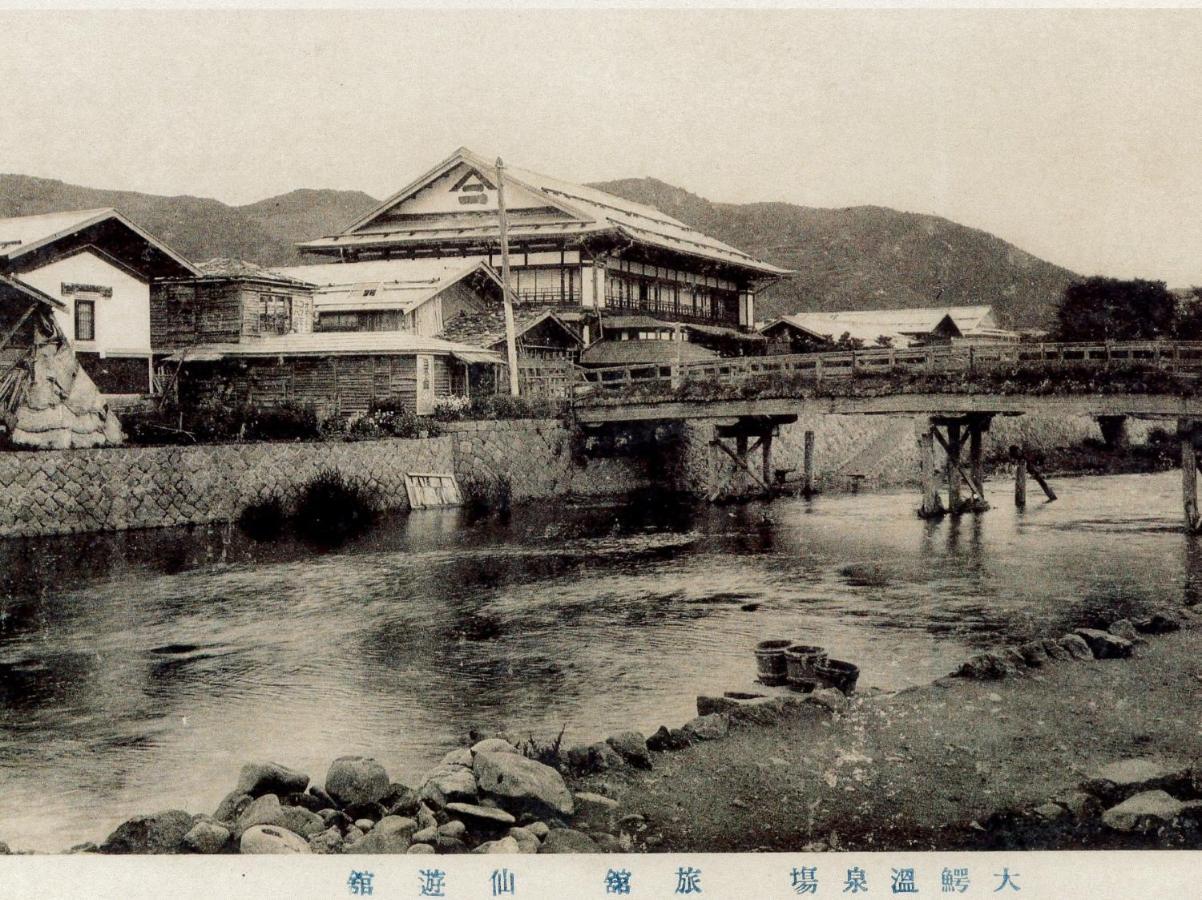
763;306;1000;347
0;274;65;311
299;148;788;277
579;338;719;367
438;307;580;350
191;257;312;286
275;258;500;313
164;331;503;364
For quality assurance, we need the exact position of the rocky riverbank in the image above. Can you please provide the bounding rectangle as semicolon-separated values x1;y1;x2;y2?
2;602;1197;855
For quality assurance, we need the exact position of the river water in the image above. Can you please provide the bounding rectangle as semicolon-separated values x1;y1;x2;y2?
0;471;1195;850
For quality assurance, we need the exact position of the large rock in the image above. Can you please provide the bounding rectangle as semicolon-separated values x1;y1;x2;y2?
471;738;520;756
183;821;231;854
445;802;516;827
354;816;417;854
683;714;729;741
473;751;574;817
382;784;421;817
325;757;390;808
473;836;521;854
954;652;1015;680
539;828;599;853
419;765;479;808
213;791;253;824
606;731;651;770
235;794;324;839
508;826;540;853
572;792;621;832
440;748;473;769
566;742;624;775
1074;628;1134;660
1102;790;1187;833
1058;633;1094;661
1017;641;1048;667
234;762;309;798
101;810;193;854
646;726;691;752
1108;619;1140;642
1082;759;1192;804
309;826;345;854
240;825;311;854
1136;612;1182;634
804;688;848;714
696;695;741;716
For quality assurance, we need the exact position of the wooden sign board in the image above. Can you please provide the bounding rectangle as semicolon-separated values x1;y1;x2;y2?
405;472;463;509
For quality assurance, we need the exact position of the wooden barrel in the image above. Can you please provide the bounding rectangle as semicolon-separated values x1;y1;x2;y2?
753;639;792;686
784;644;828;693
815;658;860;695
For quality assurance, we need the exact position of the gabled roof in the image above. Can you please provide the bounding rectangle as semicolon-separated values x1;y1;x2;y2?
439;307;581;351
275;257;501;314
165;330;503;365
579;338;720;367
188;257;313;287
762;305;999;347
299;147;788;278
0;208;199;277
0;274;66;311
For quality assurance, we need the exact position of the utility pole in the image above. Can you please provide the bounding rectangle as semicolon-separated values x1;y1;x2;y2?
495;157;521;397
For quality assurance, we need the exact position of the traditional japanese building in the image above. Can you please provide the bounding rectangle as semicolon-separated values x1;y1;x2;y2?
296;148;787;346
760;305;1017;353
0;208;198;395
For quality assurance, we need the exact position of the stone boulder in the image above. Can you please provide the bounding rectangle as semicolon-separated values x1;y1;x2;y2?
1058;633;1094;661
474;836;521;854
325;757;390;808
235;762;309;798
646;725;691;752
183;821;231;854
407;843;436;854
954;651;1015;680
213;791;253;824
804;688;848;714
445;802;516;827
566;742;624;775
696;695;741;716
1074;629;1133;659
473;751;574;817
382;784;421;817
683;714;729;741
471;738;520;756
1108;619;1141;642
309;826;345;854
572;792;621;832
441;748;473;768
1041;638;1072;662
1136;612;1182;634
101;810;193;854
354;816;417;854
1102;790;1187;833
1082;759;1193;805
1017;641;1048;667
606;731;652;769
240;825;311;854
419;765;479;808
540;827;599;853
235;794;324;839
508;826;540;853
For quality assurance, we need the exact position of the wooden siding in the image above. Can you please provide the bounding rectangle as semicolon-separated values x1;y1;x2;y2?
151;281;315;350
179;352;455;417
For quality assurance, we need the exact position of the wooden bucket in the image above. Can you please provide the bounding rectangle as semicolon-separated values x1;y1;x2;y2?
815;658;860;695
754;639;793;686
784;644;828;693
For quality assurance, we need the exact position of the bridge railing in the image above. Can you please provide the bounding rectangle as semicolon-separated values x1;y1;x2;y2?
573;341;1202;402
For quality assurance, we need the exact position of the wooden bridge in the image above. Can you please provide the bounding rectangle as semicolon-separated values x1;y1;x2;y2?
569;340;1202;530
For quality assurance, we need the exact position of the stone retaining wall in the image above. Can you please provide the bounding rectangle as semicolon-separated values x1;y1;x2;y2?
0;418;654;539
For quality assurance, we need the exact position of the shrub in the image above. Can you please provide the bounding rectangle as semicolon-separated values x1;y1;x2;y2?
237;494;286;540
430;396;472;421
461;473;512;515
293;469;378;543
466;395;565;421
518;725;567;772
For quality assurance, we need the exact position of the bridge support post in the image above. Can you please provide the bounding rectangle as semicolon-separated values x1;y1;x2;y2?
1181;419;1202;533
917;426;944;518
946;421;962;513
803;430;815;497
1015;457;1027;508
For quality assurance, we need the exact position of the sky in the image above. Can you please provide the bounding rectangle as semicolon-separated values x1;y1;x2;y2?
2;10;1202;284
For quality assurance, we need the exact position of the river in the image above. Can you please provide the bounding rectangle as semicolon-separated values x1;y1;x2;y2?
0;471;1195;851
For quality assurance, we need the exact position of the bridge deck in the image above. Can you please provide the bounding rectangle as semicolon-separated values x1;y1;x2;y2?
574;392;1202;425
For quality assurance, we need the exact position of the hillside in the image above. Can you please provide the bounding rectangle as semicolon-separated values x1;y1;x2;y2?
591;178;1077;328
0;175;377;267
0;173;1075;327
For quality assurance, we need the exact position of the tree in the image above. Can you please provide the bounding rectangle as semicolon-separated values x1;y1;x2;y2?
1053;277;1176;342
1174;287;1202;340
832;331;865;350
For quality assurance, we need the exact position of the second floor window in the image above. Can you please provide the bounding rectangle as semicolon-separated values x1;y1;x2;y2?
259;293;292;334
75;299;95;341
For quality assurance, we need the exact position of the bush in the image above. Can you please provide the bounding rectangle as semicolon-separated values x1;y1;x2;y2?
461;473;512;515
430;396;472;421
293;469;378;543
237;494;286;540
518;725;567;772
